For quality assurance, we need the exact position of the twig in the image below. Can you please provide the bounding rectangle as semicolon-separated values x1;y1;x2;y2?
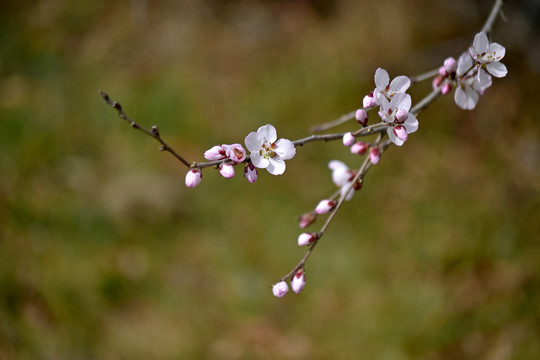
310;110;357;133
99;91;191;168
481;0;506;36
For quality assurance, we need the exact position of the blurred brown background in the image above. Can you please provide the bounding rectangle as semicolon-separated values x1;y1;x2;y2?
1;0;539;359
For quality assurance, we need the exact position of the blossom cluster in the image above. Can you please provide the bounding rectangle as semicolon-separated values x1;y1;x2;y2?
185;124;296;188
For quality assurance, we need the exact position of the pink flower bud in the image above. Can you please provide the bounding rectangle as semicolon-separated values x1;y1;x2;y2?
441;83;452;95
297;232;317;246
432;75;443;90
226;143;246;163
355;109;368;126
315;199;336;214
369;147;380;165
291;270;306;294
350;141;368;155
185;169;202;188
219;163;235;178
243;163;258;183
438;66;447;77
298;212;316;228
272;281;289;298
443;57;457;75
393;125;408;142
342;132;355;147
363;93;377;108
395;109;409;123
204;145;227;161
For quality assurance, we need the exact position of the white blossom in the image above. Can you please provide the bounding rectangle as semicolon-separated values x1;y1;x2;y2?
244;124;296;175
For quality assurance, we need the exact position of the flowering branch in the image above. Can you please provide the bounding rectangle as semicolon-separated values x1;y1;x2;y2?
100;0;509;298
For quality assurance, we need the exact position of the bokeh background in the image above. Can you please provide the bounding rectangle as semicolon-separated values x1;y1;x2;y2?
1;0;539;359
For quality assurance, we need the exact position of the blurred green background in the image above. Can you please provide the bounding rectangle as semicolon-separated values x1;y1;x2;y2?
1;0;539;359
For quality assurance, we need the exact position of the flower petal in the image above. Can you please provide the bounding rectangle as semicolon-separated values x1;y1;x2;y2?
486;61;507;78
387;126;404;146
245;132;264;152
477;68;492;88
374;68;389;90
473;32;489;55
404;113;419;133
328;160;348;171
250;152;269;169
457;52;473;76
392;92;411;112
267;157;286;175
454;85;478;110
257;124;277;143
389;75;411;94
274;138;296;160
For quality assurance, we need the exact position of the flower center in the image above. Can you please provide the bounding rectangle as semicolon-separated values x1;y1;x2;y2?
259;141;277;159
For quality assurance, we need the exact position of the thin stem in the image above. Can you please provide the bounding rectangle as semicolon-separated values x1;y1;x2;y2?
310;110;357;133
99;91;192;168
481;0;506;36
409;68;440;85
410;86;443;117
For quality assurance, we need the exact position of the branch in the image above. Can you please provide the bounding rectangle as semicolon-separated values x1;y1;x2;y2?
481;0;506;36
99;91;191;168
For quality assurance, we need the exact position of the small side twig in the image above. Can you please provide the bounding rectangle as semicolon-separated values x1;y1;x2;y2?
99;90;191;168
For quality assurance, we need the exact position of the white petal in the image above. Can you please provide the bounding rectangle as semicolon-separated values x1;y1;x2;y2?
332;168;351;188
454;86;478;110
404;114;419;133
486;62;507;78
257;124;277;143
267;157;286;175
394;93;411;112
250;152;269;169
487;42;506;60
477;68;492;88
387;126;404;146
378;93;390;110
340;185;355;201
389;75;411;93
374;68;389;89
473;32;489;55
274;138;296;160
244;132;264;152
457;52;473;76
329;160;348;171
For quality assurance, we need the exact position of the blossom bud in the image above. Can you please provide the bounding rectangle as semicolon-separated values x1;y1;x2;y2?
272;281;289;298
443;57;457;75
185;169;202;188
369;147;380;165
204;145;227;161
291;270;306;294
441;83;453;95
298;212;316;228
297;232;317;246
438;66;447;77
315;199;336;214
432;75;443;90
393;125;408;142
243;163;258;183
362;93;377;109
350;141;368;155
219;163;235;178
355;109;368;126
395;109;409;123
342;132;355;147
226;143;246;163
353;180;363;191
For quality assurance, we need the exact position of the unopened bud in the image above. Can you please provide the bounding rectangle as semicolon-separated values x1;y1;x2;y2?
395;109;409;123
272;281;289;298
355;109;368;126
226;143;246;163
438;66;447;77
350;141;368;155
393;125;408;142
441;82;453;95
297;232;317;246
219;163;235;178
342;132;355;147
369;147;380;165
204;145;227;161
432;75;443;90
243;163;258;183
291;270;306;294
443;57;457;75
315;199;336;214
298;212;316;228
185;169;202;188
363;93;377;108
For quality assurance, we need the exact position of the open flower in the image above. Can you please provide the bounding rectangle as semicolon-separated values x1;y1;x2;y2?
454;52;488;110
371;68;411;105
469;32;507;88
245;124;296;175
377;92;418;146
